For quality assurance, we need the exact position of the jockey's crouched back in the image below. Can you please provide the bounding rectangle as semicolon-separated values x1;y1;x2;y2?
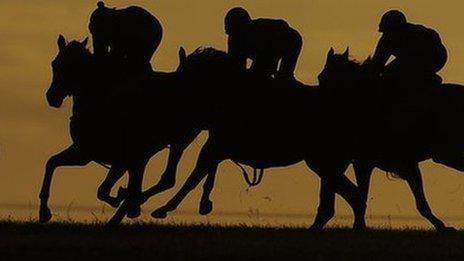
89;1;163;75
372;10;447;94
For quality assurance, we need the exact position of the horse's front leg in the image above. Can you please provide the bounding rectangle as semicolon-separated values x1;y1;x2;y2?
309;178;336;231
199;163;218;215
307;158;365;231
39;145;90;223
403;164;455;232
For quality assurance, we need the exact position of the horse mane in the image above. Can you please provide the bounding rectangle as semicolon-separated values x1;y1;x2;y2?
189;47;228;61
184;47;239;75
339;54;364;71
336;54;375;82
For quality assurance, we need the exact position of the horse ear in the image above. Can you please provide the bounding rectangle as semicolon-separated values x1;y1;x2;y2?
179;47;187;64
342;47;349;60
81;37;89;47
327;48;335;61
58;35;66;51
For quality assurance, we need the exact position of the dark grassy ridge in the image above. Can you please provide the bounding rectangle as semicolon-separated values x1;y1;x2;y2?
0;222;463;260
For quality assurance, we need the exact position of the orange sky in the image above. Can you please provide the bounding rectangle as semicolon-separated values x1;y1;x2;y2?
1;0;464;228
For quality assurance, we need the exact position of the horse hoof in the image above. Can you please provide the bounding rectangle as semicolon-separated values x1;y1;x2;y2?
39;206;52;223
438;226;458;233
353;222;368;232
308;224;324;232
151;208;168;219
199;200;213;215
106;217;123;227
127;206;141;219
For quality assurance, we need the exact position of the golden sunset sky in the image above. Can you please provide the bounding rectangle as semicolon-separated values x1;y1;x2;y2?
1;0;464;228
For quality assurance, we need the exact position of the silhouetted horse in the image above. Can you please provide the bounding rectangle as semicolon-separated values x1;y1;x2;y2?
41;36;201;224
313;48;464;231
148;47;368;230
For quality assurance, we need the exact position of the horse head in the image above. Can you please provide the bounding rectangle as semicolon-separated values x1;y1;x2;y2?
47;35;91;108
318;47;358;86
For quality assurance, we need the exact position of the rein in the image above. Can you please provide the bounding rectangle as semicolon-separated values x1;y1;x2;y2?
95;161;111;170
232;160;265;187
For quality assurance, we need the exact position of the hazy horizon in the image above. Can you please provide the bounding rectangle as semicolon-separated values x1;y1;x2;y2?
1;0;464;228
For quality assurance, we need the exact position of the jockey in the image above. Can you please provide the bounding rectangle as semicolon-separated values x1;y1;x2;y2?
225;7;302;80
371;10;447;90
89;1;163;74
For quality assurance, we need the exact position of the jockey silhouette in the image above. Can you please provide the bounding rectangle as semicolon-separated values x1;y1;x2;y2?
372;10;447;89
89;2;163;74
370;11;461;170
225;7;302;80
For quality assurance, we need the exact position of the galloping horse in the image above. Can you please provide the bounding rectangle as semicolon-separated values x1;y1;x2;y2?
41;36;202;223
311;48;464;231
148;47;368;230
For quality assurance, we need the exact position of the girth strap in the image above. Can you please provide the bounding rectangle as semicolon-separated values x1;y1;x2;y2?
232;161;265;187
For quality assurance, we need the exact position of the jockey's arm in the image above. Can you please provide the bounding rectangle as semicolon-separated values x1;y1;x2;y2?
372;34;392;73
228;35;247;69
91;34;109;57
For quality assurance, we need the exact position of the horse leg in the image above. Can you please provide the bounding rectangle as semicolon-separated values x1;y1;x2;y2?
199;163;219;215
142;133;198;202
124;158;150;219
403;164;455;231
39;145;90;223
334;173;366;230
107;157;150;225
309;178;336;231
353;161;374;227
151;141;220;219
97;165;126;208
308;157;366;230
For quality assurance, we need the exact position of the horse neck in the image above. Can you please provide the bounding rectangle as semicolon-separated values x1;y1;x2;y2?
333;70;367;97
71;62;108;119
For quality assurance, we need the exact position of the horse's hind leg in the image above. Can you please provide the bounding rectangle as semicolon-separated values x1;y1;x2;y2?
403;164;455;231
108;159;148;225
97;165;126;208
142;132;199;202
353;161;374;226
39;145;90;223
152;141;220;219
